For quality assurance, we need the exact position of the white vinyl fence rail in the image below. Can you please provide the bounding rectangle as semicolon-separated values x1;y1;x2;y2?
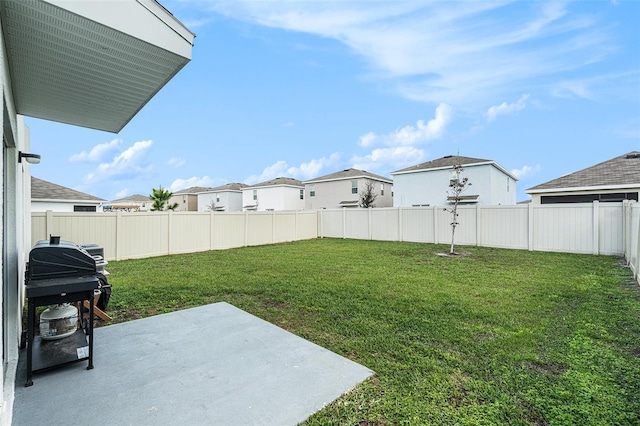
30;202;640;284
31;210;318;261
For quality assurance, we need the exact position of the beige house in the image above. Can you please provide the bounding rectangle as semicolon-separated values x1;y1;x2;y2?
303;168;393;209
526;151;640;204
106;194;152;212
169;186;213;212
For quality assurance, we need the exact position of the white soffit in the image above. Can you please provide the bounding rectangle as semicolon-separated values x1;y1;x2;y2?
1;0;194;133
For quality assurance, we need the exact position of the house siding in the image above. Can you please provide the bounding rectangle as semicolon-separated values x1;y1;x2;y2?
198;191;243;212
305;178;392;209
243;186;305;211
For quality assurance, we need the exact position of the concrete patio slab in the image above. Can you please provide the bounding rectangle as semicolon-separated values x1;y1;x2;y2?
12;302;373;425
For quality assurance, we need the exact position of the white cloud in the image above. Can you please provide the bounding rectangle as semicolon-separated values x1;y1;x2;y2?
358;131;377;147
69;138;121;162
81;140;153;185
199;2;617;106
486;95;530;122
169;176;220;192
115;188;130;199
245;153;341;184
351;146;425;172
168;157;186;168
511;164;541;179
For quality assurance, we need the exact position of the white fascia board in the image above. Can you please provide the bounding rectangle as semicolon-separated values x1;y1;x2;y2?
247;184;303;190
526;183;640;194
304;175;393;185
33;199;102;204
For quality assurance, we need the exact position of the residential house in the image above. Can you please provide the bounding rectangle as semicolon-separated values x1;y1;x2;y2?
198;183;248;212
303;168;393;209
391;155;518;207
0;1;193;420
526;151;640;204
242;177;305;211
31;177;105;212
105;194;152;212
169;186;213;212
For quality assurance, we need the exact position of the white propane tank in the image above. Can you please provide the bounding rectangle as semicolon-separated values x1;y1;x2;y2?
39;304;78;340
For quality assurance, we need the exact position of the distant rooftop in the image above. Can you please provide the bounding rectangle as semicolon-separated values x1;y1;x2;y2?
201;183;248;193
392;155;517;180
527;151;640;192
173;186;214;195
31;177;105;202
304;168;392;184
247;177;303;188
109;194;151;203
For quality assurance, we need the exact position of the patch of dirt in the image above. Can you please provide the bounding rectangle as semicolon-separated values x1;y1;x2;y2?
436;251;470;257
527;360;570;377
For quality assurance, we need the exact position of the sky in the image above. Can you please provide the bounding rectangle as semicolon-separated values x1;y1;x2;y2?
25;0;640;203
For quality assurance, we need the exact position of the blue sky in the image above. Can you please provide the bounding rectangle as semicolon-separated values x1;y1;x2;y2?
26;0;639;203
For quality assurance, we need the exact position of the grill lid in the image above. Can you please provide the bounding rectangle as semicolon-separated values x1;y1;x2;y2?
27;240;96;281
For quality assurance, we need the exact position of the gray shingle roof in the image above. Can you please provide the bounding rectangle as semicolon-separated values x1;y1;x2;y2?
31;177;105;202
391;155;492;174
304;168;392;184
173;186;214;195
247;177;303;188
203;183;248;192
109;194;151;203
527;151;640;192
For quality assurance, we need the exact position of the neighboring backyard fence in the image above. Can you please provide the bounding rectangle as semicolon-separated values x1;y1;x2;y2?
31;201;639;284
31;210;318;261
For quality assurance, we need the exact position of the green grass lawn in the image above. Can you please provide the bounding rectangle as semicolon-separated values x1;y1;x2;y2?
104;239;640;425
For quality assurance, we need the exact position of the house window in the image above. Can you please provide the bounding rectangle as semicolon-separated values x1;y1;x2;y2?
380;183;384;196
300;189;304;200
253;190;257;200
351;180;358;194
216;194;220;203
74;205;96;212
310;185;315;197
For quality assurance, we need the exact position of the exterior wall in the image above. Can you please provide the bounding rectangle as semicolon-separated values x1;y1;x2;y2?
31;201;102;212
197;191;243;212
305;178;392;209
169;194;198;212
243;186;304;211
393;164;515;207
1;25;26;421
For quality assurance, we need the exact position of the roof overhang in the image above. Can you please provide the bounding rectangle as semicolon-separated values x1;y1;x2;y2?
1;0;194;133
526;184;640;195
305;175;393;185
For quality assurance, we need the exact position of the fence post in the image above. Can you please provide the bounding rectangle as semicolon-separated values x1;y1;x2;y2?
319;210;323;239
368;207;372;240
167;211;173;255
433;206;439;244
295;210;298;241
398;206;403;242
272;210;276;244
116;211;123;261
476;204;482;246
244;211;249;247
528;202;534;251
45;210;53;240
210;211;215;251
593;201;599;255
342;208;346;239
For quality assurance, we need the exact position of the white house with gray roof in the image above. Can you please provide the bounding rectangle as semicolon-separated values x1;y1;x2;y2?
243;177;304;211
391;155;518;207
303;168;393;209
31;177;105;212
105;194;152;212
170;186;214;212
198;183;248;212
526;151;640;204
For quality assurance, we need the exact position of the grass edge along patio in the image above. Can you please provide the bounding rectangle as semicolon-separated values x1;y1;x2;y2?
103;239;640;425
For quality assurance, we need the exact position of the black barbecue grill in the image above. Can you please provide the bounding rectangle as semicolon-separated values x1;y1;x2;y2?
24;238;110;386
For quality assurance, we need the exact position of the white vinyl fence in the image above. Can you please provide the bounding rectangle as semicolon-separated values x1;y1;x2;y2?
31;210;318;261
30;202;640;284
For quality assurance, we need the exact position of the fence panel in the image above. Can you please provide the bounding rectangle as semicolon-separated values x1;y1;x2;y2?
246;212;275;246
212;213;246;250
274;211;297;243
171;212;212;254
371;208;400;241
118;213;169;259
319;210;344;238
532;205;594;254
599;205;624;255
297;211;319;240
344;209;369;240
400;208;434;243
481;205;529;250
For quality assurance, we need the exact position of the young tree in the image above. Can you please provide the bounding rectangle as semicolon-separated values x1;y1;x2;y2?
443;165;471;254
150;186;179;211
359;179;378;208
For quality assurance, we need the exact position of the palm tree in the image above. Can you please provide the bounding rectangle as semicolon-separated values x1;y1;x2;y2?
150;186;179;211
